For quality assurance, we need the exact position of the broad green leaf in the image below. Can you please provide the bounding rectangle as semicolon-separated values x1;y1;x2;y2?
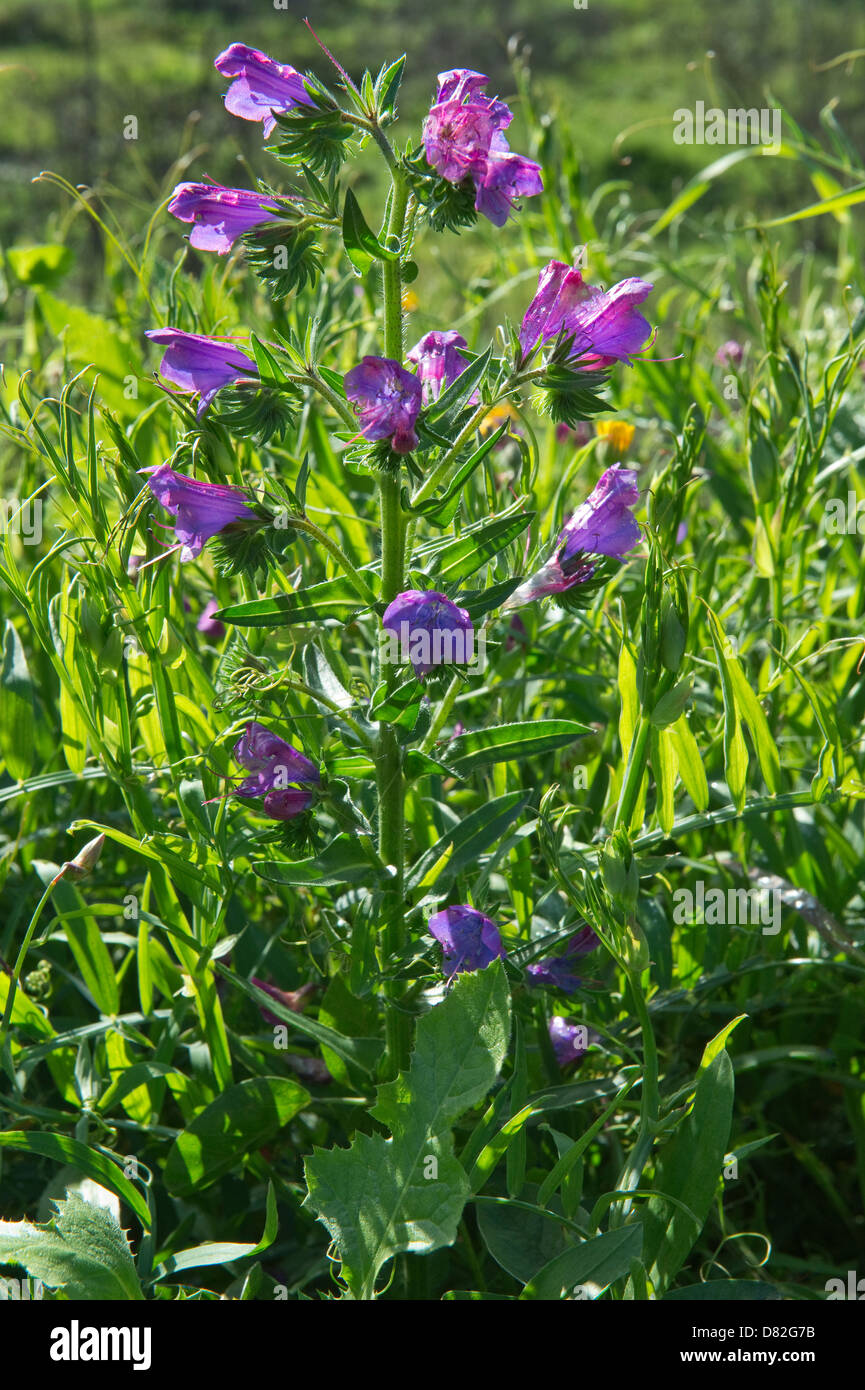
699;1014;747;1072
521;1223;643;1300
448;720;587;773
706;612;748;811
6;243;74;287
304;961;511;1299
707;607;780;796
303;643;355;711
476;1191;569;1283
641;1050;735;1292
650;676;693;729
0;1192;142;1301
164;1077;310;1198
651;726;677;835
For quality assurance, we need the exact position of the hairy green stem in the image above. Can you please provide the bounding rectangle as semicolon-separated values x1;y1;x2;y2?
288;515;376;605
377;170;411;1078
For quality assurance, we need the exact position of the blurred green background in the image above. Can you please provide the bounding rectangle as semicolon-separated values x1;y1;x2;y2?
1;0;864;295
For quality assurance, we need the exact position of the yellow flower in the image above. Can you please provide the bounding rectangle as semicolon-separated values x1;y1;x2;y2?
480;401;520;435
595;419;635;453
401;289;420;312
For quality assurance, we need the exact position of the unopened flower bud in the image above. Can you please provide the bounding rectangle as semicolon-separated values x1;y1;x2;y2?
62;833;106;881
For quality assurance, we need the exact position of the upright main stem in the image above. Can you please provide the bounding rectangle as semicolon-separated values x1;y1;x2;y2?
377;172;411;1077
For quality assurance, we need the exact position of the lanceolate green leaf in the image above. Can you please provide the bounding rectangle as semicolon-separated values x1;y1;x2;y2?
429;511;534;583
304;961;511;1299
520;1223;643;1300
448;720;588;773
164;1077;310;1197
216;577;372;628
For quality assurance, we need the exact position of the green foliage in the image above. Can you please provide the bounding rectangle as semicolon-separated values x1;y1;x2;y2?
0;1192;142;1301
304;962;511;1298
1;12;864;1307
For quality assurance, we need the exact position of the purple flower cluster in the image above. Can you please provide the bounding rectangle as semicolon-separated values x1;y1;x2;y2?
526;924;600;994
504;465;641;609
520;260;654;368
428;904;506;980
423;68;543;226
382;590;474;677
232;721;320;821
344;357;422;454
344;331;475;453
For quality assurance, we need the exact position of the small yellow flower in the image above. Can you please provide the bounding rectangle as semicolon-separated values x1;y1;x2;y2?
480;401;520;435
401;289;420;312
595;419;635;453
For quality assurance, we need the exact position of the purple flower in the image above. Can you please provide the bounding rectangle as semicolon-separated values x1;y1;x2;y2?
566;924;601;956
428;904;506;979
251;977;316;1027
145;328;258;416
503;465;640;609
344;356;422;454
214;43;312;137
434;69;512;126
233;721;320;821
526;925;600;994
422;68;542;226
167;182;280;255
197;598;226;639
474;133;544;229
519;260;653;366
549;1016;598;1068
382;590;474;677
504;613;527;653
715;340;743;368
406;330;472;405
527;958;583;993
144;465;261;562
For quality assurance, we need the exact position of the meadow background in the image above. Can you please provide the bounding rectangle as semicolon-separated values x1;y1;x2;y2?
1;0;865;1302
